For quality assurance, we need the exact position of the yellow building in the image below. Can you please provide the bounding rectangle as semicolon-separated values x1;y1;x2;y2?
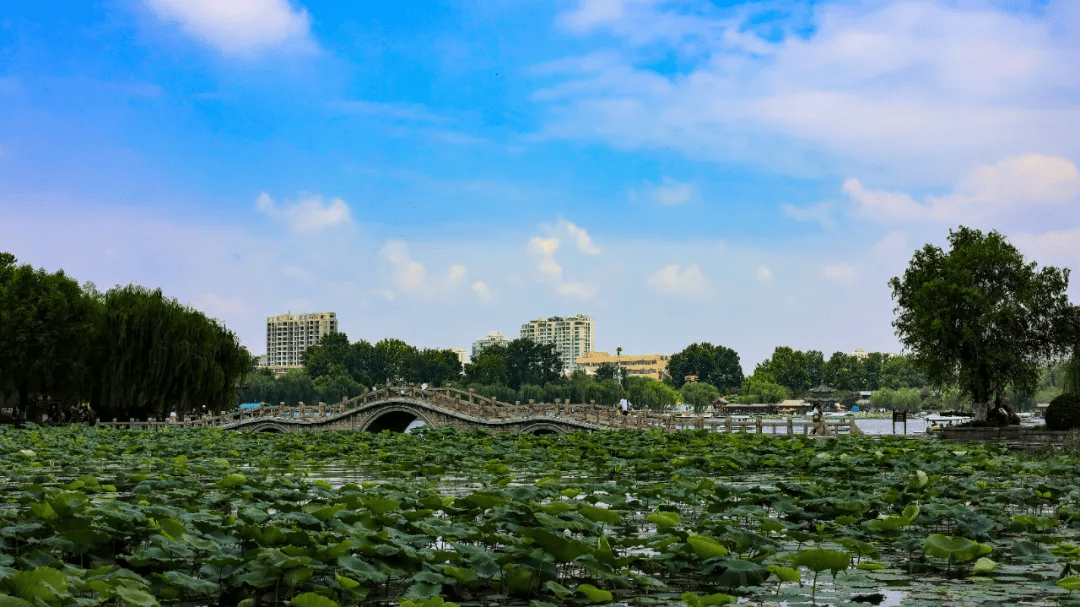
575;351;670;381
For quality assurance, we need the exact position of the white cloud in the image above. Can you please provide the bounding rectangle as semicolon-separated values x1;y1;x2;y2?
528;236;560;256
1010;227;1080;266
146;0;316;56
824;264;857;282
199;293;247;317
256;192;352;234
448;264;467;285
756;266;772;280
872;231;910;264
781;202;836;228
846;154;1080;223
526;219;601;297
561;220;602;254
651;178;697;206
646;264;708;296
471;281;493;301
556;282;597;299
540;1;1080;182
379;241;427;294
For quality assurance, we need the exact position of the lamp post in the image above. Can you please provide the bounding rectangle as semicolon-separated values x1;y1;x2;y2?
616;346;623;384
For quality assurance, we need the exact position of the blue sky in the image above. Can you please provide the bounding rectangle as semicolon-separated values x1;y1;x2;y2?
3;0;1080;372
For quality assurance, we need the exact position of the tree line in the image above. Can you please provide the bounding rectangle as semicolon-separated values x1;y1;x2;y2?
0;253;252;422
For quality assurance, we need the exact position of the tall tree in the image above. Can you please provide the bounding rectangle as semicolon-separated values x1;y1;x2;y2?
666;342;744;392
303;332;352;381
465;346;509;386
680;382;720;413
0;259;97;420
754;346;813;396
889;226;1075;420
504;338;562;390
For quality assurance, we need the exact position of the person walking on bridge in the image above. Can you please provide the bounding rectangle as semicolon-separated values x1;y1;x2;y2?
619;397;629;416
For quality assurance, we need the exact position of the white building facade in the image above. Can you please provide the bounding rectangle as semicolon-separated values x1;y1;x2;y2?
266;311;338;372
471;331;510;359
520;314;595;374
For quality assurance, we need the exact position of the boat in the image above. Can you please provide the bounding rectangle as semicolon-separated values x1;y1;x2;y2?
925;414;972;431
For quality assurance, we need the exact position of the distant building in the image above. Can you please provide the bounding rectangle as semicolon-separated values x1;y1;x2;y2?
520;314;595;373
255;355;268;368
850;349;869;359
266;311;337;374
575;351;670;381
472;331;510;359
450;348;469;367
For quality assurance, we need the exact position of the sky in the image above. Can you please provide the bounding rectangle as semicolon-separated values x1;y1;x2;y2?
2;0;1080;373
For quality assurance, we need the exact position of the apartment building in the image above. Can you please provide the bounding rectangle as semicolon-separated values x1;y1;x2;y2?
520;314;595;373
575;351;671;381
472;331;510;359
450;348;469;367
266;311;338;374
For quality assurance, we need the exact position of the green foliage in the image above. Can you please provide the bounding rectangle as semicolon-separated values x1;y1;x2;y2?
0;255;252;422
3;422;1080;606
889;227;1076;417
739;374;789;404
666;343;744;392
680;382;720;413
626;377;679;411
1046;393;1080;431
870;387;923;412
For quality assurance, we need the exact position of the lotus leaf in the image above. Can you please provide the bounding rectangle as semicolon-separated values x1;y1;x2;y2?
972;557;997;574
922;534;993;563
648;511;681;528
687;534;728;559
576;583;612;603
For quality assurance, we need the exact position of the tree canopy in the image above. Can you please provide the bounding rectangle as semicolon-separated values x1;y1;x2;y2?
0;253;253;422
889;226;1076;419
666;342;744;392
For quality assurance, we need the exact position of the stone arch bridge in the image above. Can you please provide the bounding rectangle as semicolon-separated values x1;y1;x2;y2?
95;386;853;436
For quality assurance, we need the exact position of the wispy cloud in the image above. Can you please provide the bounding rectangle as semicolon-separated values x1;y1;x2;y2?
781;202;836;228
650;178;698;206
845;154;1080;223
256;192;352;234
146;0;316;57
646;263;708;296
539;1;1080;182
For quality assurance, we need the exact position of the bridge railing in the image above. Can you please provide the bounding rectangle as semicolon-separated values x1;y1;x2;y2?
94;386;854;436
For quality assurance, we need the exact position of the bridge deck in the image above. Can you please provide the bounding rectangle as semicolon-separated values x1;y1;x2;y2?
95;386;854;435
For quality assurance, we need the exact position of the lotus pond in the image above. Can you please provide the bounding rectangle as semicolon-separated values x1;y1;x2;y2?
3;425;1080;607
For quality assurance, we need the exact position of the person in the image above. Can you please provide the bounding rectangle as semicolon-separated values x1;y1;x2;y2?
619;397;629;416
810;405;821;434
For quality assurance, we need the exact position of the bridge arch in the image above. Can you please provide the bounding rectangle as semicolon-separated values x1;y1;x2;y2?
518;422;571;435
245;421;289;433
360;405;434;433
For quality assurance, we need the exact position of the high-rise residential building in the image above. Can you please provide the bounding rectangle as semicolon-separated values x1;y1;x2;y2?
575;351;671;381
472;331;510;359
266;312;338;373
520;314;595;373
450;348;469;367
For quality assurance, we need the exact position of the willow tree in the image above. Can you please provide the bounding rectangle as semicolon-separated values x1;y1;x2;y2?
90;285;252;420
0;255;97;420
889;227;1075;421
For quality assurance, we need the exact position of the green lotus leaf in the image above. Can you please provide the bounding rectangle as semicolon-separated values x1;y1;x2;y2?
972;557;998;574
544;580;573;597
687;534;729;559
923;534;992;563
648;511;681;528
767;565;801;582
576;583;612;603
856;561;886;570
289;592;338;607
1060;577;1080;592
792;549;850;576
215;473;247;488
579;505;621;524
113;585;160;607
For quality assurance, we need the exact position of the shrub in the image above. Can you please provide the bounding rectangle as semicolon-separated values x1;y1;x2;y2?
1045;393;1080;431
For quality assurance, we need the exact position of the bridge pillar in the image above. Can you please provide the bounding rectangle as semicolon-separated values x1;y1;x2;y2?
787;416;794;435
299;402;305;419
319;403;325;418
